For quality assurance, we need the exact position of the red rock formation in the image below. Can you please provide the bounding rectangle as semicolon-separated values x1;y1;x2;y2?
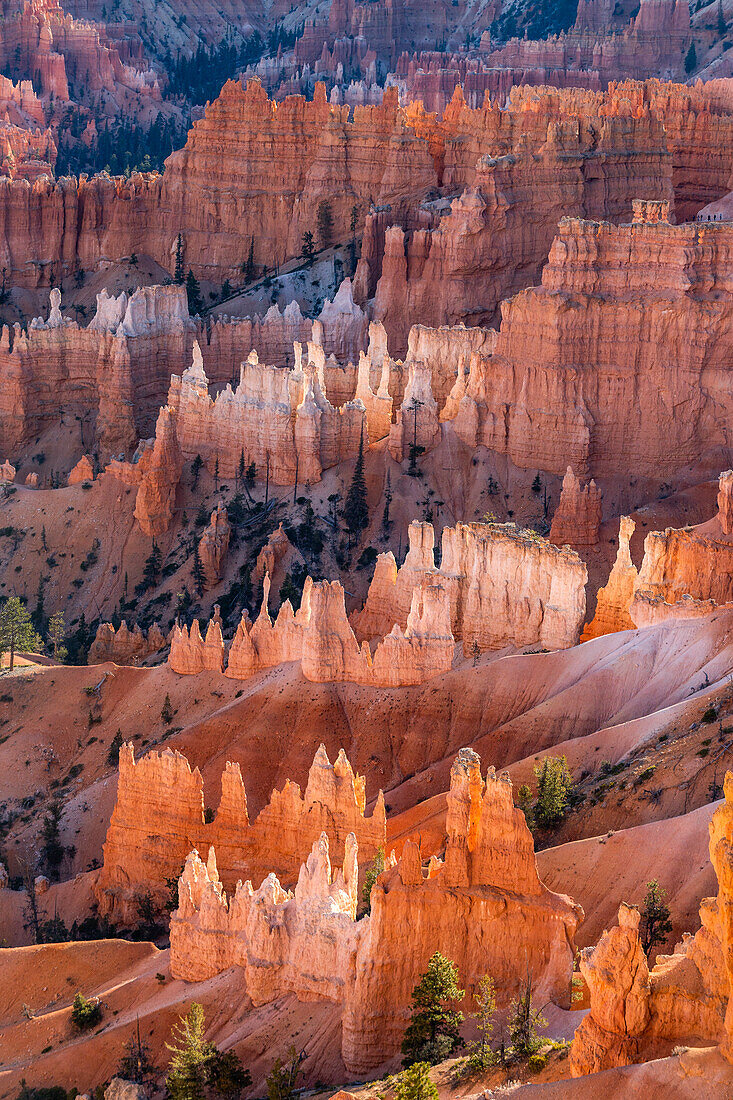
67;454;94;485
167;340;369;486
356;520;587;653
95;742;386;924
718;470;733;537
582;517;638;639
168;749;581;1072
5;78;732;295
198;502;230;589
170;832;360;992
571;770;733;1074
549;466;602;555
1;458;16;481
0;288;137;458
106;405;182;537
441;211;733;481
88;620;166;664
221;574;456;687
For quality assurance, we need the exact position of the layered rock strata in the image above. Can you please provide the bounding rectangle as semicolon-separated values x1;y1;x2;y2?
435;211;733;481
95;742;385;925
582;518;638;639
198;502;231;589
166;340;374;486
105;405;182;537
571;770;733;1073
355;520;587;653
170;748;582;1072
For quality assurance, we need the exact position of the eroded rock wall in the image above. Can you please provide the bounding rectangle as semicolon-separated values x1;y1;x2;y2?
95;742;386;925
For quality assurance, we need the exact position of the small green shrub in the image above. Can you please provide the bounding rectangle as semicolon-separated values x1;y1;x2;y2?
70;992;101;1030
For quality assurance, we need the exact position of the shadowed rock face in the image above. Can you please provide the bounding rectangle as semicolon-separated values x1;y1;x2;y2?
169;748;582;1072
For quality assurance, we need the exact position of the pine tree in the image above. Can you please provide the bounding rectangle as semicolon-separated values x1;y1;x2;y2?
166;1003;212;1100
192;454;204;488
48;611;67;662
533;755;574;830
381;471;392;537
142;541;163;590
640;880;674;956
301;231;316;265
193;543;206;597
41;524;47;551
401;952;465;1066
118;1018;155;1085
685;40;697;73
214;457;219;491
360;846;385;915
42;800;64;878
317;200;333;250
394;1063;438;1100
343;422;369;539
186;270;203;315
266;1046;302;1100
162;693;174;724
508;972;547;1059
244;237;255;282
466;975;496;1070
238;449;245;486
174;233;185;283
107;729;124;766
0;596;43;671
32;574;46;634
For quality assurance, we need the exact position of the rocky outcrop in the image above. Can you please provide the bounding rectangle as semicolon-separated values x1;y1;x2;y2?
170;833;359;993
95;742;386;925
549;466;602;555
198;502;230;589
106;405;183;537
218;574;456;687
582;518;639;639
167;340;370;486
718;471;733;538
88;621;166;664
355;520;587;653
571;770;733;1074
169;748;582;1072
67;454;94;485
0;459;16;482
169;618;224;675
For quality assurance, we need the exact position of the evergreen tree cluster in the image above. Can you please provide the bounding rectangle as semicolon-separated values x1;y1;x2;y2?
56;112;188;178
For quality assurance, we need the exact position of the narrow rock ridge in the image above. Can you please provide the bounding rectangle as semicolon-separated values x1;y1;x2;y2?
170;574;456;687
354;519;587;653
94;741;386;925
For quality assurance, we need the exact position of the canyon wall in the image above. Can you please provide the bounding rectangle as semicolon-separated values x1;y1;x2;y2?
95;741;385;925
437;208;733;481
354;520;587;653
169;748;582;1072
570;769;733;1073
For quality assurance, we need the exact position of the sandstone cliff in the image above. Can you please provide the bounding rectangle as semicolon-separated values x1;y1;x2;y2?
88;621;166;664
106;404;182;537
434;209;733;481
549;466;602;555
